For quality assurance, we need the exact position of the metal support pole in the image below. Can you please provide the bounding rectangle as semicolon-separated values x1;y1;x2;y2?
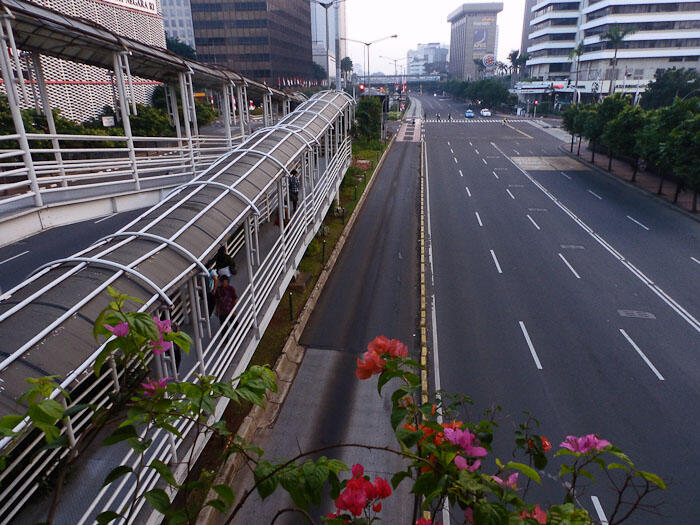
166;84;186;172
178;72;196;175
186;72;199;137
3;17;28;104
187;278;206;375
200;274;212;339
109;356;120;393
113;52;140;190
60;398;77;449
277;178;288;271
0;19;42;206
222;83;233;148
236;84;247;139
243;217;261;338
31;52;66;186
263;93;272;127
335;1;341;91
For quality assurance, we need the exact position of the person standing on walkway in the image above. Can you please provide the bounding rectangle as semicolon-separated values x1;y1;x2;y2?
215;275;237;325
288;169;300;213
215;245;235;279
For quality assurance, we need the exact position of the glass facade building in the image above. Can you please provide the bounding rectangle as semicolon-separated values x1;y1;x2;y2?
162;0;196;48
191;0;313;84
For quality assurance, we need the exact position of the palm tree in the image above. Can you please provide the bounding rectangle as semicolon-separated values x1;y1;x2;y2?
568;42;584;103
473;58;485;79
508;50;520;84
516;53;530;79
602;25;636;95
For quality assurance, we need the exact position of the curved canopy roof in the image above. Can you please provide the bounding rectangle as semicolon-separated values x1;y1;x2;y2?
0;90;353;417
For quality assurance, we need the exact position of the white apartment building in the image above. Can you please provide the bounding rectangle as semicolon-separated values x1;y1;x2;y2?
522;0;700;97
407;43;449;75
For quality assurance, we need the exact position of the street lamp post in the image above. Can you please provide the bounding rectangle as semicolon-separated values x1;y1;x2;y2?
341;34;397;92
311;0;335;87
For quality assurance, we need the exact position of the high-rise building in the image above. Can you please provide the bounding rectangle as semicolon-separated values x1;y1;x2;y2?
407;43;449;75
522;1;700;93
14;0;166;122
310;1;347;80
519;0;538;60
447;2;503;81
191;0;313;84
162;0;196;48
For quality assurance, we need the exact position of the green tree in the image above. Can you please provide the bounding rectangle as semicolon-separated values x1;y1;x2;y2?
601;25;636;95
465;78;510;108
667;112;700;211
340;56;353;76
165;35;196;60
130;104;175;137
312;62;327;82
353;96;381;143
562;104;580;152
602;105;646;180
640;68;700;110
596;94;629;170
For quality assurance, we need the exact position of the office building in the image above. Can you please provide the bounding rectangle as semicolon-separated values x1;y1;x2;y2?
310;0;347;79
519;0;538;61
192;0;313;84
407;43;449;75
18;0;165;121
447;2;503;81
522;1;700;94
162;0;196;48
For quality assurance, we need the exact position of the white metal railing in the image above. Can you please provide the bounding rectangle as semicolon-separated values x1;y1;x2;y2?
0;132;242;212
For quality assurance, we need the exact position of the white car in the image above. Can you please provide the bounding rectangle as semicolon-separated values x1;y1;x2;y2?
480;108;492;117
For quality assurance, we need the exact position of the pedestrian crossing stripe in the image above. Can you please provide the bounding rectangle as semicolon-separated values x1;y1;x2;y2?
423;119;530;123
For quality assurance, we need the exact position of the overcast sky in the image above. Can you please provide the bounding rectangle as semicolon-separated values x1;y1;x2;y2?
344;0;526;75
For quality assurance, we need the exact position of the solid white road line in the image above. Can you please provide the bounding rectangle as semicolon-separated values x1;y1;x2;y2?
692;256;700;265
450;148;454;154
490;249;503;274
0;250;29;266
513;149;520;155
627;215;650;231
588;190;603;200
519;321;543;370
558;253;581;279
465;186;472;197
490;141;700;335
447;141;451;146
560;171;572;180
475;212;483;227
619;329;664;380
474;148;479;155
591;496;609;525
492;171;499;179
469;141;473;146
94;214;116;223
459;169;464;177
526;214;541;230
454;157;458;164
506;189;515;200
482;158;488;165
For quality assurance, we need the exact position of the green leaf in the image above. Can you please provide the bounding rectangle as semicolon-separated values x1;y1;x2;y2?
144;488;171;514
0;414;24;435
103;465;133;487
606;462;630;471
132;313;160;342
28;399;64;424
390;407;408;430
96;511;122;524
94;344;115;378
127;437;152;453
396;427;422;448
63;403;91;419
412;472;437;496
473;500;509;525
149;459;178;487
206;499;227;513
505;462;541;484
36;433;70;453
639;470;666;489
254;461;279;499
213;484;236;505
102;425;138;446
167;509;189;525
391;471;411;489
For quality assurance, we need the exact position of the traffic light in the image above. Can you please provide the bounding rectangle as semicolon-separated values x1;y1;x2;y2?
534;100;539;105
359;84;365;91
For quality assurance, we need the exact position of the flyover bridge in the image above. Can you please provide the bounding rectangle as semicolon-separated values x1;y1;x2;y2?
0;89;354;523
0;0;306;246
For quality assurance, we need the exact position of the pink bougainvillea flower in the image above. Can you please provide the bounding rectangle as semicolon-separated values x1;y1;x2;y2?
151;336;173;355
153;316;172;334
492;472;519;489
416;518;439;525
355;350;385;379
372;501;382;512
560;434;611;453
141;377;171;396
464;508;474;524
104;322;129;337
521;504;547;524
367;335;408;359
454;456;480;472
351;463;364;478
443;428;488;457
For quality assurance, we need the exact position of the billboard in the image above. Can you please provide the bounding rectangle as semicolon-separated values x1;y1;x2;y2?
101;0;158;15
473;29;487;51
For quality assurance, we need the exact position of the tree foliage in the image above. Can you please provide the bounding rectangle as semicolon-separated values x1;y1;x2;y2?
640;68;700;110
352;96;382;142
165;35;196;60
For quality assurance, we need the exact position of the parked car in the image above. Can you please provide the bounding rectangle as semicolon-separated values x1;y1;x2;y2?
480;108;492;117
465;109;475;118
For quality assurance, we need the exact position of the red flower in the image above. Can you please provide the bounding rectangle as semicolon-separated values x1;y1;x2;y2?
374;477;392;499
355;350;385;379
528;435;552;453
372;502;382;512
351;463;364;478
520;504;547;524
368;335;408;358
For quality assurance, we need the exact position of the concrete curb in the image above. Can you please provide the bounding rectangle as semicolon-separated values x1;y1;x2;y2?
199;136;398;524
558;144;700;224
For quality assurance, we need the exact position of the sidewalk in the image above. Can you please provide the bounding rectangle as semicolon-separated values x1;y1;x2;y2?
562;142;698;216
